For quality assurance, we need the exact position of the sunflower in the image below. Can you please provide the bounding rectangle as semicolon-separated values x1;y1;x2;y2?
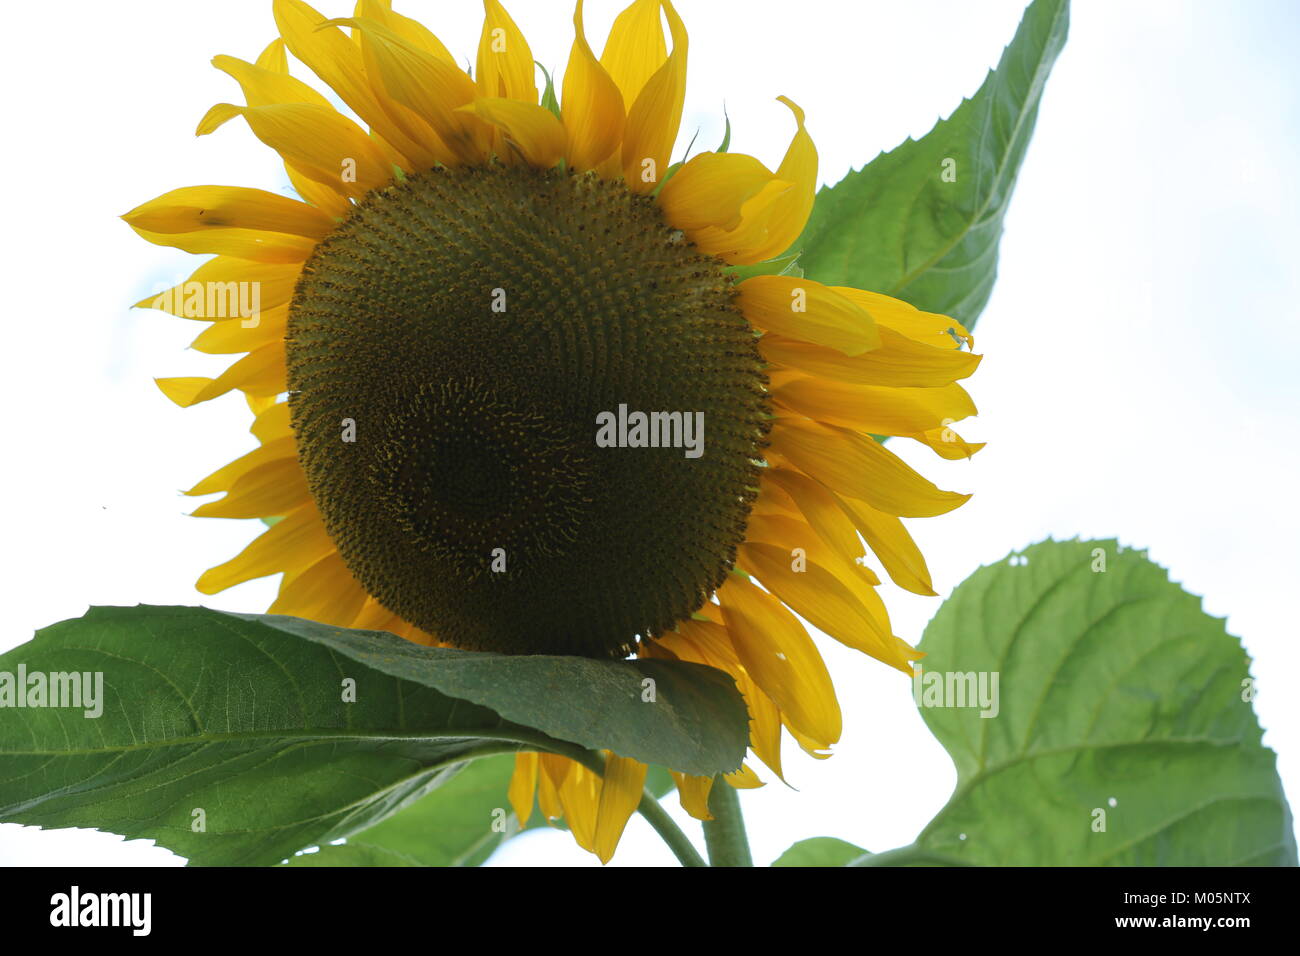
125;0;982;863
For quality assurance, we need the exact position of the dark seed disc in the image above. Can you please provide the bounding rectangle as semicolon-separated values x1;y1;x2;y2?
286;164;769;657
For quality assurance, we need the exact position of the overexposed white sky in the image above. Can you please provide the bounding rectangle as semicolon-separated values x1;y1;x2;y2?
1;0;1296;867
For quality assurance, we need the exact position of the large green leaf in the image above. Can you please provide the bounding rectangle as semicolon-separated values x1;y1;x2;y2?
793;0;1069;330
904;539;1296;866
772;837;870;867
284;755;518;867
0;606;747;866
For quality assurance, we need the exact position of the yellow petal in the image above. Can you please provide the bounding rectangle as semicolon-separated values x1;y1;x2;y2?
476;0;536;101
196;502;334;594
762;467;867;571
457;98;565;168
509;753;539;827
619;0;687;192
760;328;982;388
123;185;336;239
561;0;624;170
190;304;289;355
251;400;292;444
724;764;765;789
356;0;456;64
600;0;666;110
835;493;937;596
269;551;368;625
672;772;713;821
126;224;316;264
557;762;601;853
272;0;439;169
737;275;881;356
657;152;778;231
155;342;286;408
191;455;309;519
332;16;485;165
737;538;910;672
772;377;977;436
593;752;646;863
716;575;841;748
744;97;817;262
255;38;288;73
198;102;392;201
771;419;970;518
211;52;333;110
688;99;814;263
135;259;302;317
906;425;986;460
185;435;297;496
832;286;973;349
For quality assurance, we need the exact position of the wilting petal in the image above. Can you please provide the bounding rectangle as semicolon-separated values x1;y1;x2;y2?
771;419;970;518
716;574;841;749
593;753;646;863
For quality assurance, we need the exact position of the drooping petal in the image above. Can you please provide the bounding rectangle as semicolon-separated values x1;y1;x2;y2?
196;502;335;594
593;752;646;863
744;97;816;262
509;753;539;826
671;772;713;820
269;552;369;625
716;574;841;749
191;456;310;519
834;493;937;596
771;419;970;518
155;342;286;408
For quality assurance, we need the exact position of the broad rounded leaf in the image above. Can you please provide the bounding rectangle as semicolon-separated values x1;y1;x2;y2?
772;837;869;867
910;539;1296;866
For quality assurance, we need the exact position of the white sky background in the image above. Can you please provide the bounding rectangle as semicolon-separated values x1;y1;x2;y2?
1;0;1296;867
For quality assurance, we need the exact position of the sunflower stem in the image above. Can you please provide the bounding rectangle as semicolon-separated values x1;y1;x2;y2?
702;775;752;867
637;789;707;867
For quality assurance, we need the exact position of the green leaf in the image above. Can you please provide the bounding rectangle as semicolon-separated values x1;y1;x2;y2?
537;62;560;121
726;250;803;282
284;755;517;867
255;612;747;775
772;837;870;867
792;0;1069;330
905;539;1296;866
0;606;747;866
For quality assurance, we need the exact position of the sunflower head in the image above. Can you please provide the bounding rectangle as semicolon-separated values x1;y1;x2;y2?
126;0;982;861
